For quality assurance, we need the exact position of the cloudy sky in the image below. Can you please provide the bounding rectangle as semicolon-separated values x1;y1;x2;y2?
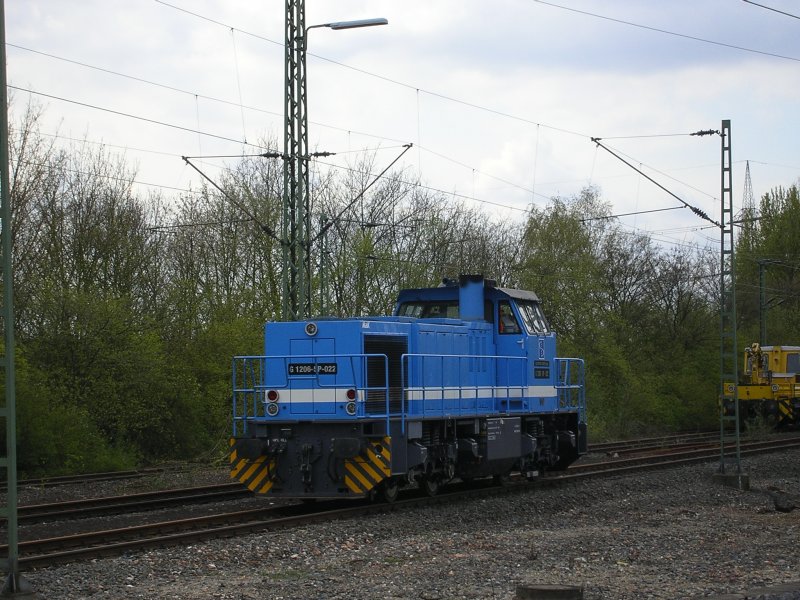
6;0;800;249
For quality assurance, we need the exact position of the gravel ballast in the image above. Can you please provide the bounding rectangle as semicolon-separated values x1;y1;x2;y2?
22;450;800;599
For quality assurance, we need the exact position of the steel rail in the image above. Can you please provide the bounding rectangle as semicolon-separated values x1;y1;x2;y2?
8;483;248;523
8;434;800;570
588;431;721;454
0;467;180;493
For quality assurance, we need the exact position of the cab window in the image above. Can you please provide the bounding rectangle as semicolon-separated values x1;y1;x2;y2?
397;301;459;318
517;300;549;334
787;353;799;374
498;301;521;334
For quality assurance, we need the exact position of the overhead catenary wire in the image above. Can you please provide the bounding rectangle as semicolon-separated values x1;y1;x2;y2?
599;132;708;141
146;218;256;232
600;144;718;201
418;144;552;202
10;85;267;150
580;205;685;223
34;124;534;217
153;0;592;139
14;157;205;196
16;59;539;209
10;40;733;232
531;0;800;63
16;106;723;251
312;157;532;215
591;137;722;229
6;43;413;147
37;127;720;245
742;0;800;20
313;144;414;244
181;155;281;242
12;6;767;252
229;28;248;144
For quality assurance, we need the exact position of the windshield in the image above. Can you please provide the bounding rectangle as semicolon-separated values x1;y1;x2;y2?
517;300;549;334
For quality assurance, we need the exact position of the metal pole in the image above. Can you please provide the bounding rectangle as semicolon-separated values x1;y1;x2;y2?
282;0;309;321
759;260;766;346
319;213;327;316
718;119;741;477
0;0;33;594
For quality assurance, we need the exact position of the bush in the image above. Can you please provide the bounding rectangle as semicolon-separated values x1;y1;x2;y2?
15;357;137;476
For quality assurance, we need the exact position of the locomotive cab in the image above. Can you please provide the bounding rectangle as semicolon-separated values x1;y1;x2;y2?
230;275;587;500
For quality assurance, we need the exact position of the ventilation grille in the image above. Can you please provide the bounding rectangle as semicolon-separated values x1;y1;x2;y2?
364;334;407;415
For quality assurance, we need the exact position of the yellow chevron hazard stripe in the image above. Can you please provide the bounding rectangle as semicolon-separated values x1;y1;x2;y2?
344;436;391;494
778;399;792;419
345;462;372;490
229;437;277;495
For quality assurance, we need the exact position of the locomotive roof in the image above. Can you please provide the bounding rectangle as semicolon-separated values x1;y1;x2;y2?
495;287;541;302
396;284;540;303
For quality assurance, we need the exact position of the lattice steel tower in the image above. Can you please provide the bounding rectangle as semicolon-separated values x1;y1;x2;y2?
281;0;311;320
718;119;743;479
742;160;754;214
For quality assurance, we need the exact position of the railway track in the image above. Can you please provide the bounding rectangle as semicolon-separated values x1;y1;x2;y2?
3;467;181;492
8;433;745;526
588;430;721;455
560;435;800;478
3;431;731;493
8;432;800;570
10;483;249;523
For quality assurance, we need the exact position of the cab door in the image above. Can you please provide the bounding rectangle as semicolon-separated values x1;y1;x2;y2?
495;300;528;410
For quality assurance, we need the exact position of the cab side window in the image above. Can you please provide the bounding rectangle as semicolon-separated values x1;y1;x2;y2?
498;301;521;334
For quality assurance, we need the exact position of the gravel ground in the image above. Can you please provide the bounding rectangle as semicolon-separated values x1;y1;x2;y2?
19;450;800;599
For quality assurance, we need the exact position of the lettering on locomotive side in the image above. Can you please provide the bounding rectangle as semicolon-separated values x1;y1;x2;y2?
287;362;338;375
534;360;550;379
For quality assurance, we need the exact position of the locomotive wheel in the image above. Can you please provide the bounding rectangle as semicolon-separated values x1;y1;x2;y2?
381;479;400;503
421;476;440;496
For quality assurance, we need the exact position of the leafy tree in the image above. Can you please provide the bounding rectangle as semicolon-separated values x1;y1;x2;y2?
517;187;719;437
735;183;800;345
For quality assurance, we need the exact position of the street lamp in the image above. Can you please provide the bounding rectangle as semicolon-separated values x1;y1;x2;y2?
281;6;388;321
311;17;388;33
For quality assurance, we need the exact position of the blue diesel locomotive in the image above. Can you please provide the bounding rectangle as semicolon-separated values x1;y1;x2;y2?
230;275;586;501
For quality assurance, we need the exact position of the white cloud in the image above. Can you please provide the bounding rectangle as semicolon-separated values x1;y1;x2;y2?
6;0;800;249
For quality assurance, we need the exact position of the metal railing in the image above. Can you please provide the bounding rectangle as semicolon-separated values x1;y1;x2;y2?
232;352;586;437
555;357;586;422
232;353;390;435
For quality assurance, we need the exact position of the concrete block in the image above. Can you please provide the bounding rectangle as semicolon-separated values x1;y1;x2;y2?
515;584;584;600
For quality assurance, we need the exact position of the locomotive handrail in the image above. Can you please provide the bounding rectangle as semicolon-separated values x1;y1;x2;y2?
554;357;586;422
232;353;392;434
232;352;586;437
